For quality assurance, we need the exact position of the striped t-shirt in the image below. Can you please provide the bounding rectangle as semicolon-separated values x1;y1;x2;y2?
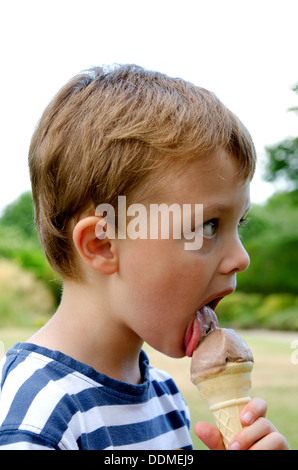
0;343;193;450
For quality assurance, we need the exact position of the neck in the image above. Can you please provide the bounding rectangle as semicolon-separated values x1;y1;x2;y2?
29;280;143;385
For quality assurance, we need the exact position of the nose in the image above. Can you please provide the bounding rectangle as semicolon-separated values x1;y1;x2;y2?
219;236;250;275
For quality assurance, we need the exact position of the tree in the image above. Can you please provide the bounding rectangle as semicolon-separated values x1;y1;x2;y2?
237;189;298;295
0;191;61;305
0;191;37;240
264;83;298;189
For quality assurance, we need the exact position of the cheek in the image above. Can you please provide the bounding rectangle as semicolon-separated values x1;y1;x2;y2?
118;239;211;323
128;242;183;292
117;242;213;357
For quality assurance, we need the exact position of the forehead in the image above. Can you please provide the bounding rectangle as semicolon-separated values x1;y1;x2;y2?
158;149;250;206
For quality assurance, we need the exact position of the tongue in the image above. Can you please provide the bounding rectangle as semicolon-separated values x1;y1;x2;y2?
185;306;218;357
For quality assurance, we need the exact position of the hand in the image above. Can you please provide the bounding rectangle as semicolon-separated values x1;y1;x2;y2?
194;398;290;450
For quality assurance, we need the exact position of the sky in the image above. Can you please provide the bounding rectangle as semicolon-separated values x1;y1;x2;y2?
0;0;297;214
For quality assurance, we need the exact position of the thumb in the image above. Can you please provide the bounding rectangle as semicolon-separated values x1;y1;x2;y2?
194;422;225;450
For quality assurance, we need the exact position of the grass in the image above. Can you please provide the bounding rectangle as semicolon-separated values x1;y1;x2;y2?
0;327;297;450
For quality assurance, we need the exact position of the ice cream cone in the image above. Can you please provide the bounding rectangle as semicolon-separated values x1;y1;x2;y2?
192;361;253;449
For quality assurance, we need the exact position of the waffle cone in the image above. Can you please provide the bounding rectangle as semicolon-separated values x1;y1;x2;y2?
192;361;253;449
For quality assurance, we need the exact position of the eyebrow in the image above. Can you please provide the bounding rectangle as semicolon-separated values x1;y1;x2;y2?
202;201;252;217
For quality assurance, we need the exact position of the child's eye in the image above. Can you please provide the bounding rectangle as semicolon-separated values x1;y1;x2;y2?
203;219;218;238
237;217;250;238
238;217;249;231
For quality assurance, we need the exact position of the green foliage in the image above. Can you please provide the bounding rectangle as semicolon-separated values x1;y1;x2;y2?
216;292;263;328
0;192;38;240
217;292;298;331
239;236;298;294
237;189;298;295
0;192;62;306
265;138;298;187
0;259;54;328
264;82;298;187
256;293;298;330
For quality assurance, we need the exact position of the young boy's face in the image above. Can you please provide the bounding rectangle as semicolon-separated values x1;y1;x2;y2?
113;149;251;359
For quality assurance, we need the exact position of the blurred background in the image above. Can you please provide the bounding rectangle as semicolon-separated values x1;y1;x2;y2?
0;0;297;450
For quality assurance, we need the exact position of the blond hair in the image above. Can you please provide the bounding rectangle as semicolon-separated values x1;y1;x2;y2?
29;64;256;279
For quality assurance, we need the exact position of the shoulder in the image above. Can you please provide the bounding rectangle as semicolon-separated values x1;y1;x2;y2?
0;343;100;449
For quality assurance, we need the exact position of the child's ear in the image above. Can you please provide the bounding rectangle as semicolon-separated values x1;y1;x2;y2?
72;216;118;275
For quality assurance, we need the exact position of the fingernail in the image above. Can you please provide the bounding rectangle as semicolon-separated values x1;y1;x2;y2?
229;440;241;450
242;411;253;425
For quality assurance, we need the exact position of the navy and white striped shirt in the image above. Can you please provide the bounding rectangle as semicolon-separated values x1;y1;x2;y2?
0;343;192;450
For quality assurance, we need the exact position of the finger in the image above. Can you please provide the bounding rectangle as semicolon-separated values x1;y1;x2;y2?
194;422;225;450
249;431;290;450
240;397;267;426
229;417;277;450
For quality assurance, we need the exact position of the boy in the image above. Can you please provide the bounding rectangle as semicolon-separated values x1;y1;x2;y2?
0;65;289;450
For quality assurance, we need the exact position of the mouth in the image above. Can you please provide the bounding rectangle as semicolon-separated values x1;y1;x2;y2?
184;289;234;358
